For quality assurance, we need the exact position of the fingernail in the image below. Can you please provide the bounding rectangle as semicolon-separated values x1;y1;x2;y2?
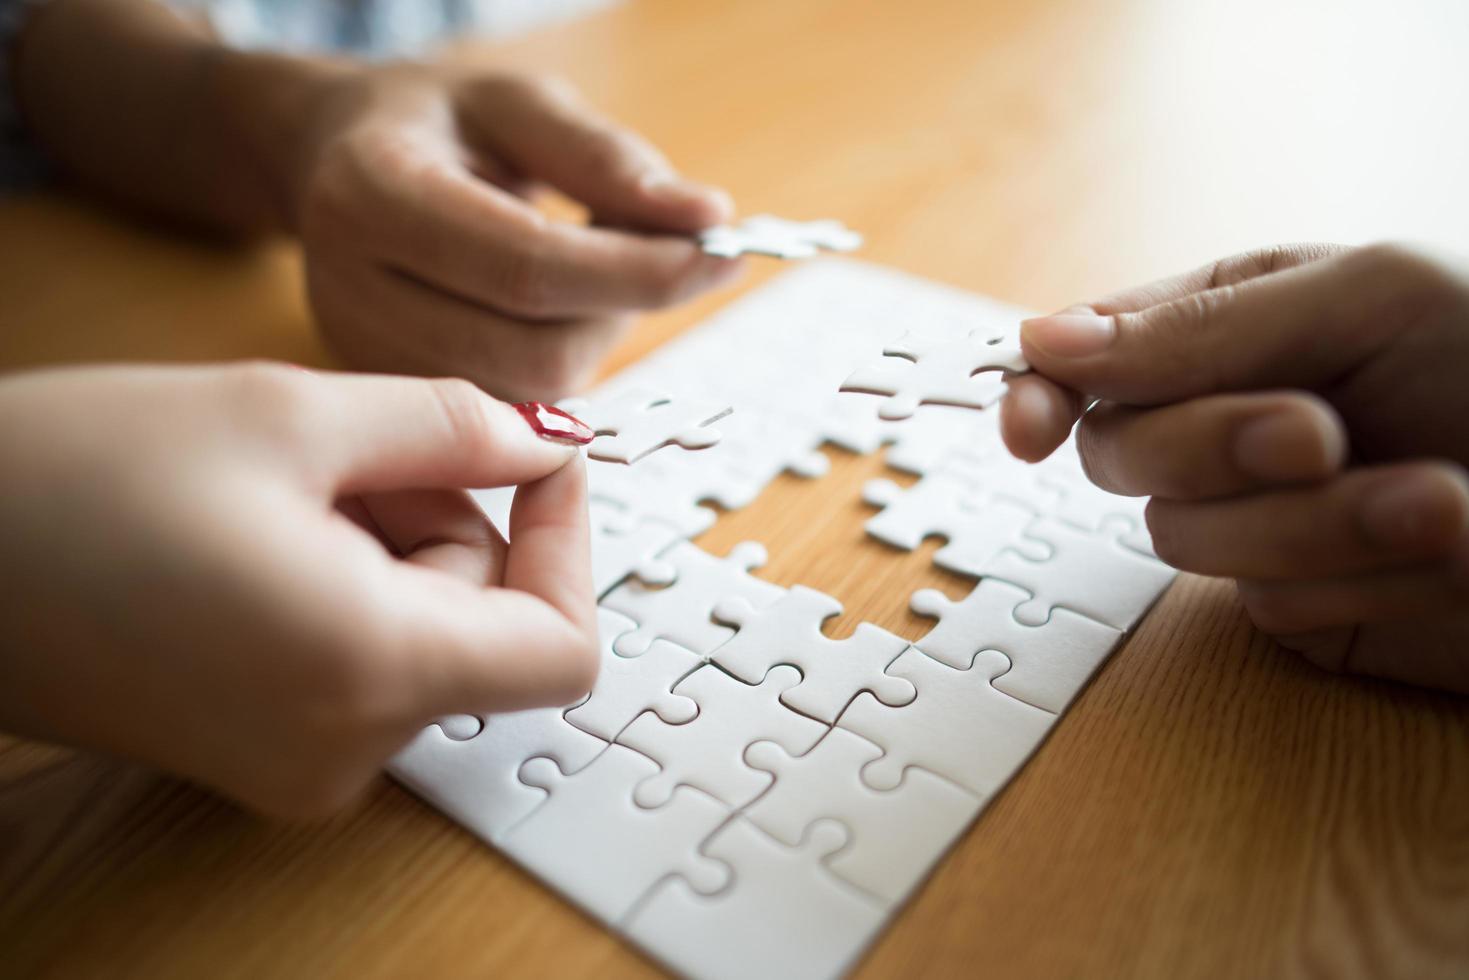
1233;411;1333;482
513;402;594;445
1358;474;1467;550
1020;313;1115;358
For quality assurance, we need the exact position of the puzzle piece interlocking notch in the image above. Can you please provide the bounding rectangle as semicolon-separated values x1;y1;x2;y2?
840;327;1031;420
617;663;825;810
623;816;886;980
560;388;732;465
710;585;914;724
743;727;978;905
562;608;701;741
503;744;732;923
602;540;783;658
860;459;1046;579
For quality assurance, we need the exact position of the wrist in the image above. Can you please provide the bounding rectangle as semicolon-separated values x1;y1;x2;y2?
207;49;361;234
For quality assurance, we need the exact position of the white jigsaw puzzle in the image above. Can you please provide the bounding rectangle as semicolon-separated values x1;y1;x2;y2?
744;727;978;904
838;647;1058;799
699;214;863;259
624;817;886;980
617;664;826;810
563;610;701;741
390;259;1182;980
603;541;785;658
500;744;731;924
562;388;732;464
980;517;1176;631
909;579;1121;713
711;586;915;724
840;328;1030;420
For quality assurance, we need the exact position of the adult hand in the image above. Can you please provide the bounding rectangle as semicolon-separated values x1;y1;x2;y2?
15;0;739;399
1002;243;1469;694
291;66;740;399
0;363;598;817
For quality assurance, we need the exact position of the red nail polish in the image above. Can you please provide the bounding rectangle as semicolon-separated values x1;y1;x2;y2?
514;402;595;445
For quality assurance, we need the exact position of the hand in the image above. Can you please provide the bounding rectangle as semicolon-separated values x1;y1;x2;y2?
289;66;741;399
0;363;599;817
1002;243;1469;694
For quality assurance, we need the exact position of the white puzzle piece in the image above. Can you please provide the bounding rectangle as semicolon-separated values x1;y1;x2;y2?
711;586;914;724
500;744;731;924
981;517;1176;631
617;664;825;810
602;540;785;658
840;328;1030;420
909;579;1122;713
623;817;886;980
590;500;678;598
862;469;1044;579
586;457;719;537
561;388;732;464
562;610;701;741
388;705;605;844
744;728;978;904
838;647;1057;798
699;214;863;260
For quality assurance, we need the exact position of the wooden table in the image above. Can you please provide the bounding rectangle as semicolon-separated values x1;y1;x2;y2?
3;0;1468;976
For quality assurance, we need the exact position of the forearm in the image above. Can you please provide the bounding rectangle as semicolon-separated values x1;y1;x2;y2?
13;0;353;235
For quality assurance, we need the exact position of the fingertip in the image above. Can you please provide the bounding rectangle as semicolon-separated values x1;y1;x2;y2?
1001;375;1074;461
1019;312;1117;361
638;173;735;232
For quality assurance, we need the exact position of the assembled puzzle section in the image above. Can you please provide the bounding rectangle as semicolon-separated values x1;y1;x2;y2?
391;259;1177;980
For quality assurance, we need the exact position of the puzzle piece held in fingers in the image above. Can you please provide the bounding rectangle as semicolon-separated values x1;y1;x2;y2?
699;214;863;259
841;328;1030;420
561;389;732;464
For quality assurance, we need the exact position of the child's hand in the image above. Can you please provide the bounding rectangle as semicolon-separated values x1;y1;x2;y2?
0;363;598;817
1003;243;1469;694
289;66;741;399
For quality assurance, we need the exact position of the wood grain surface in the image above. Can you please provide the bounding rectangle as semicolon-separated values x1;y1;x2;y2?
3;1;1468;977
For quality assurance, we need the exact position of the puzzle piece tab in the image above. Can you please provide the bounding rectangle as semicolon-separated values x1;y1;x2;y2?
841;328;1030;420
562;388;731;464
618;664;825;809
711;586;914;723
388;704;605;844
699;214;863;259
623;817;886;980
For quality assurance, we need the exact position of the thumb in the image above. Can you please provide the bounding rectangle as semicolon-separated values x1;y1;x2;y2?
1018;243;1449;407
297;373;591;494
463;75;733;234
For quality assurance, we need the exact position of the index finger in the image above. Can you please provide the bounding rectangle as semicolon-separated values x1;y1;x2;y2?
1018;243;1441;407
348;147;738;319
